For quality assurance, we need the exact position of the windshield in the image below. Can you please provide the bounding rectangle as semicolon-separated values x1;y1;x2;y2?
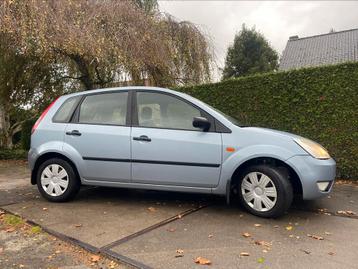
178;92;242;127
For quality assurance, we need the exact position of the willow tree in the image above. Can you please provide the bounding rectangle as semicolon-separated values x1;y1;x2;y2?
0;34;65;148
0;0;212;89
133;0;159;14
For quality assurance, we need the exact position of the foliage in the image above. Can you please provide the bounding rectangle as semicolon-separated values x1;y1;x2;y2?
179;62;358;179
133;0;158;14
0;33;63;149
0;149;27;160
3;214;24;226
30;226;42;234
222;24;278;79
21;119;36;150
0;0;212;88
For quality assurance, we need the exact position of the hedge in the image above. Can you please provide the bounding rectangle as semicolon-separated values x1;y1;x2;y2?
178;62;358;179
0;149;27;160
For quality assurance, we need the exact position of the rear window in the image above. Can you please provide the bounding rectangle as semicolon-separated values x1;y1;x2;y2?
53;96;80;123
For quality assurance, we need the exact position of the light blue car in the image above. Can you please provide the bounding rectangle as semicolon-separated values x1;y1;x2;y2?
28;87;336;218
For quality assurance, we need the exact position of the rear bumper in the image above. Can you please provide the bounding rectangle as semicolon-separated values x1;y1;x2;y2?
28;148;40;185
28;148;38;171
286;155;336;200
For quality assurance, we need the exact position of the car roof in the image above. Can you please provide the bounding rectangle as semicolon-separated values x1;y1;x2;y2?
64;86;177;97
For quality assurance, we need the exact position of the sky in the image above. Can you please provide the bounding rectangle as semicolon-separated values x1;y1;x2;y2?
159;1;358;80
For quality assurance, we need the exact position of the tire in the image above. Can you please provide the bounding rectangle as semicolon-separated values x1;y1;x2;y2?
237;165;293;218
36;158;80;202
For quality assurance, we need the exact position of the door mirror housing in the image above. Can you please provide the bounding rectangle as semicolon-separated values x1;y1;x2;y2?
193;116;211;131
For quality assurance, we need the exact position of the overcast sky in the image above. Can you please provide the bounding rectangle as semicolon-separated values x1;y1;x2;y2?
159;1;358;80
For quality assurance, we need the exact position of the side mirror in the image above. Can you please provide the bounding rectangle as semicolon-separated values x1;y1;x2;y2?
193;116;211;131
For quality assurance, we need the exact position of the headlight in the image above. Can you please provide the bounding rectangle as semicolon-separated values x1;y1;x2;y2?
294;137;330;159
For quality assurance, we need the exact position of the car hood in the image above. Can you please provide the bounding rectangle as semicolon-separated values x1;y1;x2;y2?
242;127;302;141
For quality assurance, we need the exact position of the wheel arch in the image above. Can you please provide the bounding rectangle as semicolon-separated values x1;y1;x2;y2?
230;157;303;197
31;152;80;185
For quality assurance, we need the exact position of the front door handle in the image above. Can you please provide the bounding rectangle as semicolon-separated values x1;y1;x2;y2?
133;135;151;142
66;130;82;136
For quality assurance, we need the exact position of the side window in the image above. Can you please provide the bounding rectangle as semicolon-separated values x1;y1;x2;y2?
53;96;80;123
136;92;201;130
79;92;128;125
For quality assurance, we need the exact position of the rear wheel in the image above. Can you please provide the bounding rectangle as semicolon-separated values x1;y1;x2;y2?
36;158;80;202
237;165;293;218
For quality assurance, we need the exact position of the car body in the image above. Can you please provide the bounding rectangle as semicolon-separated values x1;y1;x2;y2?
28;86;336;217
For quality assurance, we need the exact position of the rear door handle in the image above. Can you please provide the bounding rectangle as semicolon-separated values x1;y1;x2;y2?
133;135;151;142
66;130;82;136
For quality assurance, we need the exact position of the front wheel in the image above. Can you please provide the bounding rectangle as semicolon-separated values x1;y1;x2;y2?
36;158;80;202
237;165;293;218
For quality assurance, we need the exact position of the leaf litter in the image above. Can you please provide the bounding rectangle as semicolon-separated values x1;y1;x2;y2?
195;257;212;265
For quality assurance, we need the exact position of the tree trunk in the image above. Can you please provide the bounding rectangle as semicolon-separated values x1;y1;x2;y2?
2;132;13;149
0;105;5;148
71;54;95;90
0;104;13;149
0;105;4;134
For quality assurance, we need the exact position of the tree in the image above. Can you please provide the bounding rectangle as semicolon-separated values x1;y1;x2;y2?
0;34;65;148
133;0;158;14
0;0;212;89
222;25;278;79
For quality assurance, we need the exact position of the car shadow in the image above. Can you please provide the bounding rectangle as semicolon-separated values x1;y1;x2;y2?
75;186;224;206
74;186;330;215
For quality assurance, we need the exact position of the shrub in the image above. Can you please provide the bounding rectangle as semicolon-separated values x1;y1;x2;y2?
21;119;36;150
178;62;358;179
0;149;27;160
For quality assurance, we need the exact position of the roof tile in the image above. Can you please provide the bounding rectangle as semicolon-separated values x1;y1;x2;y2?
279;28;358;70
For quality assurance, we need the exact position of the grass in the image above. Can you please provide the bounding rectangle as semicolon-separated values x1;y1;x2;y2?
30;226;42;234
1;214;43;234
3;214;25;226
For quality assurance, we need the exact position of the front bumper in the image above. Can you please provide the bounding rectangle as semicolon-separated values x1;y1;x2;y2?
286;155;336;200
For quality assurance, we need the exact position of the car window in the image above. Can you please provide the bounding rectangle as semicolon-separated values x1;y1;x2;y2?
53;96;80;123
136;92;201;130
79;92;128;125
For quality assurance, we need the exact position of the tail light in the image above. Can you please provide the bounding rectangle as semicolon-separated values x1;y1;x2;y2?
31;97;59;134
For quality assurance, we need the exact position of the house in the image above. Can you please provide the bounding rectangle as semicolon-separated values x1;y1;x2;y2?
279;28;358;71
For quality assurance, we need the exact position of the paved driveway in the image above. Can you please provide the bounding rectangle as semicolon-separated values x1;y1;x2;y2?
1;161;357;268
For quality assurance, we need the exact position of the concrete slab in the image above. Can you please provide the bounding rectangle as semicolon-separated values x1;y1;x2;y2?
111;205;358;269
294;183;358;214
0;186;38;206
3;187;206;248
0;228;87;269
0;160;29;190
0;160;36;206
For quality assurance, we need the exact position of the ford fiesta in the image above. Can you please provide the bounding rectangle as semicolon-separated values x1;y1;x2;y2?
28;87;336;218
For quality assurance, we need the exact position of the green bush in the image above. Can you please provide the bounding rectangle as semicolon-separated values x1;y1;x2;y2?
0;149;27;160
21;119;36;150
178;62;358;179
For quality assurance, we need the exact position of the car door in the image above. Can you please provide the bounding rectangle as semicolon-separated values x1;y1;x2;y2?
64;91;131;182
131;91;222;188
